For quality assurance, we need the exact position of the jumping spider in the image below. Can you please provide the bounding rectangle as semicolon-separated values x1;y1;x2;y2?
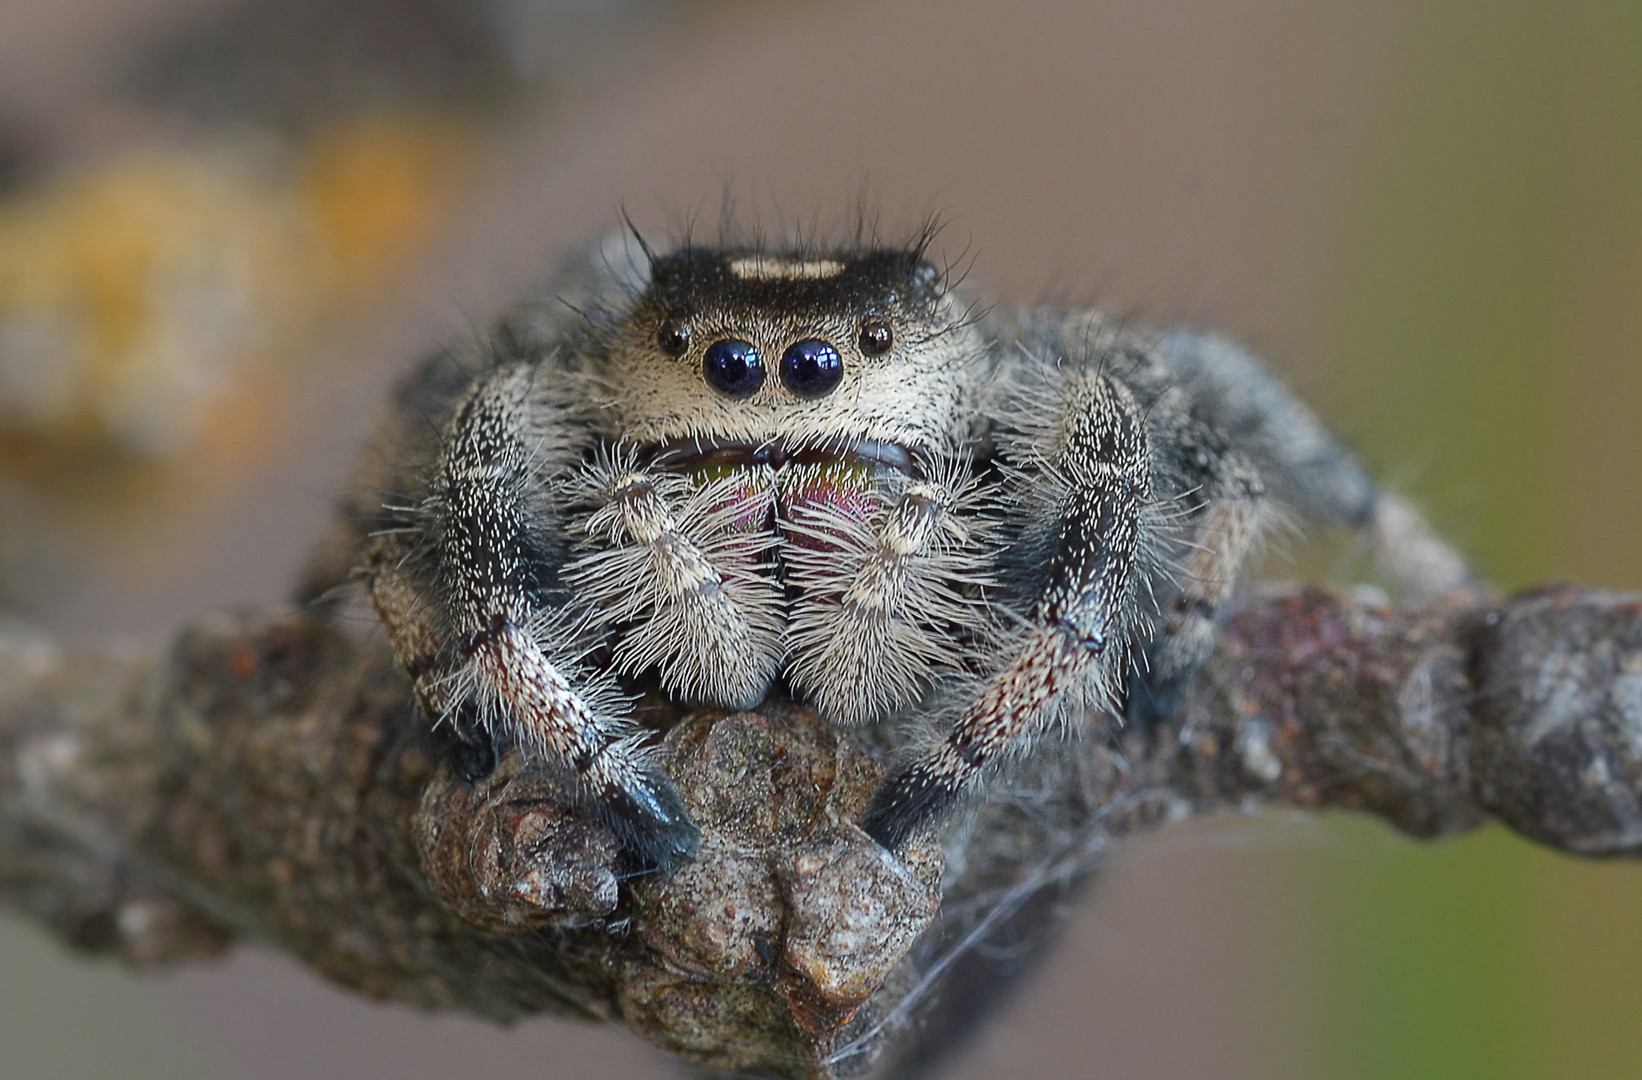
329;229;1465;870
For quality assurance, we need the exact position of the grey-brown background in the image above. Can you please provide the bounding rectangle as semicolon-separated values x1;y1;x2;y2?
2;1;1640;1077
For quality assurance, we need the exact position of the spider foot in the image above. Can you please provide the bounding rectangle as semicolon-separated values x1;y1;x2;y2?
594;763;701;872
861;755;965;852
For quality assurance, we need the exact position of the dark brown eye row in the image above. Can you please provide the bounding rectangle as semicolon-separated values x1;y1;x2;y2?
661;318;892;401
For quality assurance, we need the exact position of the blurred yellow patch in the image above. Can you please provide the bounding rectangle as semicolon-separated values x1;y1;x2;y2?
301;116;473;297
0;115;472;473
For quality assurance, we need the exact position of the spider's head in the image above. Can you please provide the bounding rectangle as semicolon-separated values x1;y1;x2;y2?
597;243;985;466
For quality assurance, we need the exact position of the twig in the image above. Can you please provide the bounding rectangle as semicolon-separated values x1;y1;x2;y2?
3;584;1640;1078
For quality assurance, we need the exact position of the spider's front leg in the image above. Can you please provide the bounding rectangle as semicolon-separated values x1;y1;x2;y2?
369;365;699;869
863;371;1154;850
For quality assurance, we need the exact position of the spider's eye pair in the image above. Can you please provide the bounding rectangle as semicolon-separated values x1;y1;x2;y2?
701;339;839;400
658;318;893;401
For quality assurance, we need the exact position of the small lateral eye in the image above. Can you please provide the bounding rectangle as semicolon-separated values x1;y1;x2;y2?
857;318;893;356
657;319;692;356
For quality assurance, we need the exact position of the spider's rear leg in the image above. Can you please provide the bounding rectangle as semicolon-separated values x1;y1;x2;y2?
783;462;996;726
1160;329;1473;596
863;373;1153;850
378;366;698;869
1134;420;1270;723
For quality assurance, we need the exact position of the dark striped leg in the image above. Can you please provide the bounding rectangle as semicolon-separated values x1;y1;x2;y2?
863;372;1153;850
377;366;697;869
1160;329;1471;597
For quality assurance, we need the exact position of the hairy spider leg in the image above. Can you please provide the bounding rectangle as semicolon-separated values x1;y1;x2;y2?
1159;330;1472;596
1133;407;1270;719
863;370;1153;850
424;365;697;868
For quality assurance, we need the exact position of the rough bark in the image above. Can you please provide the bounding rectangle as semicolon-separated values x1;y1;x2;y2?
4;584;1641;1078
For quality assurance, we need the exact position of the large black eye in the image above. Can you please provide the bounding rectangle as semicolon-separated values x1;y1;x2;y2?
780;339;844;398
657;319;691;356
857;318;893;356
702;339;765;398
781;338;847;397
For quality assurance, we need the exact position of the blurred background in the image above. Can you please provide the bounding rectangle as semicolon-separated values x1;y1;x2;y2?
1;0;1639;1077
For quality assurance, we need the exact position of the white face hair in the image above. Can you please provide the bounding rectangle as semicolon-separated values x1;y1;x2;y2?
593;244;986;456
